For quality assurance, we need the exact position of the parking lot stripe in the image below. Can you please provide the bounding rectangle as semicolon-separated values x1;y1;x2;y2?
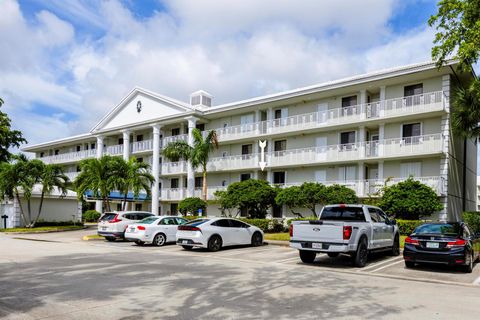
274;256;301;264
472;276;480;286
359;256;403;272
368;259;405;273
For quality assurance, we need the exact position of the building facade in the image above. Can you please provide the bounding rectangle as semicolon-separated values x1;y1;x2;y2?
22;61;477;221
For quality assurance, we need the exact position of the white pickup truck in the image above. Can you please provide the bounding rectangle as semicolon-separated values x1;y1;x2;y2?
290;204;400;267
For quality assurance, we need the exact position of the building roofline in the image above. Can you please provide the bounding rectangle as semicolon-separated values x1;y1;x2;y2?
22;133;94;152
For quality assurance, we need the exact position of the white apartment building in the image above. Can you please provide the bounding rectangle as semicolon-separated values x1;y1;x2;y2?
22;61;477;221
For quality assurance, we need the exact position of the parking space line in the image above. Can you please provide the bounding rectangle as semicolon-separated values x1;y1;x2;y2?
274;257;301;264
218;247;276;256
368;259;405;273
473;276;480;286
358;256;403;272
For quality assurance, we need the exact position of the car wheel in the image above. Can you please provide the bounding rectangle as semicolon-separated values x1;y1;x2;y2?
405;261;415;268
208;235;222;252
464;252;474;273
251;232;263;247
182;245;193;250
105;237;115;242
390;234;400;256
153;233;166;247
134;240;144;246
352;237;368;268
299;250;316;263
327;252;339;258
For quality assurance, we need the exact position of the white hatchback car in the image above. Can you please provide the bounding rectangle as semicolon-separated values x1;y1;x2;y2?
124;216;189;246
176;218;264;251
97;211;154;241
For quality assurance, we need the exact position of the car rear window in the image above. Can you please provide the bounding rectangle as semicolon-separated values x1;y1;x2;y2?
100;213;117;221
186;219;210;227
139;217;159;224
320;207;366;222
414;224;460;236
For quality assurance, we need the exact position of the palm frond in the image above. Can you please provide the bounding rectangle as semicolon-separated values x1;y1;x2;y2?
162;141;192;161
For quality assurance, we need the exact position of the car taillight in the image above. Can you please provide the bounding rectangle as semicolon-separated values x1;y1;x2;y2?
446;239;466;248
108;214;122;223
178;226;201;232
137;226;145;231
343;226;352;240
289;224;293;237
405;236;419;245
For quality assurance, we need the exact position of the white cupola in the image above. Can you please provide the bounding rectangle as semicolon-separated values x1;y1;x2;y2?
190;90;213;108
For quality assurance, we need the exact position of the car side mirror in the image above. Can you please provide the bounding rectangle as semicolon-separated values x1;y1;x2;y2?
391;219;397;225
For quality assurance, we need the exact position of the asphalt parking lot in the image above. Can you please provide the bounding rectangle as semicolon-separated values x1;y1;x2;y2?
1;229;479;319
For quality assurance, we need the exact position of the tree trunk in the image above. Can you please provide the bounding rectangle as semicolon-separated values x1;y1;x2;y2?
14;189;29;227
31;191;45;228
202;170;208;201
27;199;33;228
122;193;128;211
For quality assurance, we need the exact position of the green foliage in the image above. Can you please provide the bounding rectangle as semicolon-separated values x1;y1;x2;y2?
34;221;84;227
0;98;27;162
463;211;480;234
178;197;207;216
396;219;425;236
285;216;318;227
324;184;358;204
378;177;443;220
451;79;480;137
83;210;101;222
429;0;480;72
162;129;218;200
238;218;285;233
216;179;277;218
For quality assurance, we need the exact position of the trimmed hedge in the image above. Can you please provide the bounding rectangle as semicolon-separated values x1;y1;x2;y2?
396;219;424;235
35;221;84;227
83;210;101;222
463;212;480;234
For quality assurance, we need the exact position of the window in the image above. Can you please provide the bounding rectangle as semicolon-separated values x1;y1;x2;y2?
242;144;252;155
369;208;385;223
171;128;180;136
274;140;286;152
54;149;59;155
339;166;356;181
202;96;212;107
230;219;249;228
137;157;143;163
404;84;423;96
402;123;421;142
76;145;81;152
191;95;201;105
176;217;188;225
221;180;227;187
40;152;44;158
160;217;176;225
320;207;366;222
342;95;357;108
85;144;89;150
272;204;283;218
340;131;356;145
118;138;124;145
171;178;179;189
116;203;122;211
274;109;282;119
400;162;421;178
240;173;251;181
170;203;178;215
135;203;142;211
91;143;96;150
136;135;143;142
273;171;286;184
196;123;205;131
195;177;203;188
212;219;231;227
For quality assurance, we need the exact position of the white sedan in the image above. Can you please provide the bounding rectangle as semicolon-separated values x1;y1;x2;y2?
125;216;188;246
176;218;264;251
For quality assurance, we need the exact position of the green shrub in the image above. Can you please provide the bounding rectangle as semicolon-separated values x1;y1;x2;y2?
463;211;480;234
178;197;207;216
285;216;318;227
396;219;424;235
35;221;84;227
238;218;285;233
83;210;101;222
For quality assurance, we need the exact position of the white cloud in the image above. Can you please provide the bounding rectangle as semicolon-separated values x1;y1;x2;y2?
0;0;439;148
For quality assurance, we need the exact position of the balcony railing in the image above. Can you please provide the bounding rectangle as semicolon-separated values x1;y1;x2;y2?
64;171;80;181
105;144;123;155
161;186;226;201
161;161;188;175
162;134;188;145
131;139;153;153
40;149;97;164
213;91;445;141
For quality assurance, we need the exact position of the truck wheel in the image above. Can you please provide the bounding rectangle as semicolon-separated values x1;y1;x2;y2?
327;253;339;258
390;234;400;256
405;261;415;268
105;237;115;242
299;250;316;263
352;237;368;268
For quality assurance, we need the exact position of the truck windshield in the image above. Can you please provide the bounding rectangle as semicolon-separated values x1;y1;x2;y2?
320;207;365;222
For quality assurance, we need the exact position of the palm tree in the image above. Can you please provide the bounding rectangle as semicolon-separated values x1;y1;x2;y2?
75;155;118;212
113;157;155;211
451;78;480;138
162;128;219;200
31;164;69;227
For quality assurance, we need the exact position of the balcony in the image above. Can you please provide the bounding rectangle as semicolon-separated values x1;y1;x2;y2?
105;144;123;156
40;149;97;164
161;161;188;175
213;91;445;142
65;171;80;181
131;139;153;153
162;134;188;145
161;186;226;201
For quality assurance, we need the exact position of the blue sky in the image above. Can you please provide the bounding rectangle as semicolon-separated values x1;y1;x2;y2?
0;0;468;147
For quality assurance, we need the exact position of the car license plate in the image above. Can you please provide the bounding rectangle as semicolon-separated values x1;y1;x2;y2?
130;228;135;232
312;243;322;249
101;227;107;231
182;240;188;244
426;242;439;248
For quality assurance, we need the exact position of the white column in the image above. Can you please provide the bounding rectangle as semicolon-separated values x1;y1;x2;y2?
359;126;366;158
267;107;273;133
379;86;386;117
360;89;367;119
122;130;130;161
378;124;385;157
95;135;104;213
378;161;384;180
186;117;198;197
151;124;161;215
358;162;365;197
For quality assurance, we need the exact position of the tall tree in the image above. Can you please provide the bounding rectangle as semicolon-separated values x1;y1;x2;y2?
162;129;218;200
113;157;155;211
0;98;27;162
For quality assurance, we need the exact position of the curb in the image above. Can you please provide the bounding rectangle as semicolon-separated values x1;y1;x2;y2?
82;235;105;241
1;226;88;235
265;240;289;247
